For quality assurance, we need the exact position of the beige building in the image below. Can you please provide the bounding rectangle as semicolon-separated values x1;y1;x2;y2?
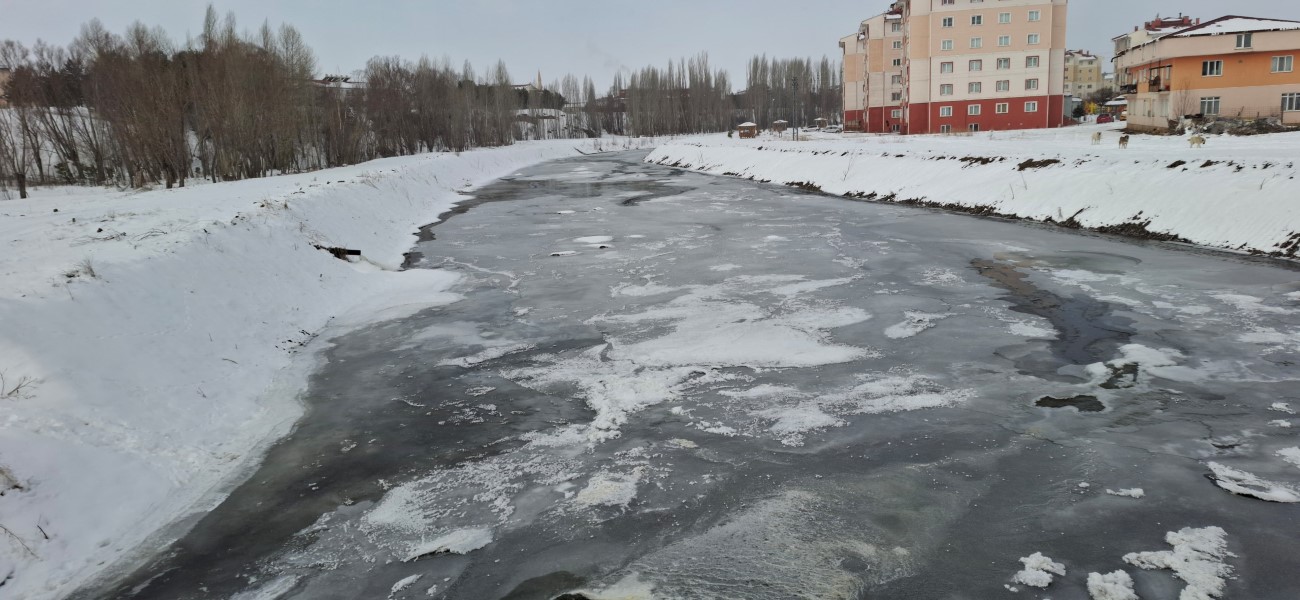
1064;50;1103;96
1114;15;1300;132
842;0;1070;134
1112;15;1199;93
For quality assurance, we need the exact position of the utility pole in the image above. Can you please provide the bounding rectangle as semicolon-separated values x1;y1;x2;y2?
791;75;799;141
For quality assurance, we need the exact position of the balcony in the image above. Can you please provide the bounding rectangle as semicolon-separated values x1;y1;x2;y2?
1147;78;1170;93
1119;84;1138;94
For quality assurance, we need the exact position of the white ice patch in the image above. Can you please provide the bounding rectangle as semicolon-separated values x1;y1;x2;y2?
390;574;422;595
1206;462;1300;503
573;469;642;509
920;267;963;286
1106;488;1146;499
1269;419;1293;428
1124;526;1233;599
555;210;576;214
758;404;845;446
1087;570;1139;600
884;311;948;339
550;251;579;257
1011;552;1066;588
404;528;494;561
1270;402;1295;414
709;263;742;271
767;276;857;297
230;576;301;600
562;573;656;600
1212;293;1293;315
1009;321;1056;338
574;236;614;244
1277;447;1300;469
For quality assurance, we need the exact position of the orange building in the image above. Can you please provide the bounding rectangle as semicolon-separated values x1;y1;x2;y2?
1115;15;1300;132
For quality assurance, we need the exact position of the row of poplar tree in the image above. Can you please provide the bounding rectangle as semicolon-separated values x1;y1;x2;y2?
0;7;841;198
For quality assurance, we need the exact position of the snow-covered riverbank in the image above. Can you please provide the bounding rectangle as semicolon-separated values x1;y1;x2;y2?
647;126;1300;258
0;140;603;598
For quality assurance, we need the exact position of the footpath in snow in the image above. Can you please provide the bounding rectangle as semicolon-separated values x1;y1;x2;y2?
0;140;611;599
647;125;1300;258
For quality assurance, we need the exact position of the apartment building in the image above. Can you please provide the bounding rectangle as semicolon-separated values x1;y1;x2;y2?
1115;15;1300;132
841;0;1069;134
1112;15;1199;92
1064;49;1103;96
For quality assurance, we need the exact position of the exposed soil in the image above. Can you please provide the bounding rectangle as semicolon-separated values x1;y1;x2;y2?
1036;395;1106;412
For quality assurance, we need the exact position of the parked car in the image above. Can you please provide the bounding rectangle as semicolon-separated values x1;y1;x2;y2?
1096;113;1115;124
824;125;843;133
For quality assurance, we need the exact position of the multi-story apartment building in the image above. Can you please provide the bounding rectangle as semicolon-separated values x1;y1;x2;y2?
1115;15;1300;132
1112;14;1199;93
1064;49;1103;96
841;0;1068;134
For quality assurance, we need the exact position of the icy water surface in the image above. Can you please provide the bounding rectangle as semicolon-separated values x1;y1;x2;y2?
93;152;1300;599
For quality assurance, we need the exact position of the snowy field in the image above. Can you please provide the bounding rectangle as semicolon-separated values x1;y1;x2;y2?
0;140;645;599
82;152;1300;599
648;124;1300;258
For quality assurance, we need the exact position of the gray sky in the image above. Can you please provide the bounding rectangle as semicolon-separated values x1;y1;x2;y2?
1;0;1296;88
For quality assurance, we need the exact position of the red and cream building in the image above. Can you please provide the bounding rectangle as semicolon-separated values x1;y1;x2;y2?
841;0;1070;134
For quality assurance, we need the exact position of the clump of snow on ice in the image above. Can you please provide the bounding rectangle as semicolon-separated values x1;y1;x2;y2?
1277;447;1300;468
1106;488;1146;499
555;210;576;214
436;343;534;367
1011;552;1066;588
1270;402;1295;414
920;267;963;286
758;404;845;446
574;236;614;244
404;528;494;561
573;469;642;509
1124;526;1233;599
562;573;656;600
884;311;948;339
1269;419;1293;428
1009;321;1056;338
550;250;579;257
709;263;742;271
612;281;689;297
1087;570;1139;600
768;276;858;297
390;574;422;595
1206;462;1300;502
1212;293;1294;315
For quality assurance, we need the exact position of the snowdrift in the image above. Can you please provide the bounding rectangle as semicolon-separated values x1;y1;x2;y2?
646;128;1300;258
0;141;587;599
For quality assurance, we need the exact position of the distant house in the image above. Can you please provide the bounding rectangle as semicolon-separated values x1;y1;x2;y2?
0;67;12;108
772;119;788;132
1064;50;1104;96
737;122;759;138
1114;15;1300;132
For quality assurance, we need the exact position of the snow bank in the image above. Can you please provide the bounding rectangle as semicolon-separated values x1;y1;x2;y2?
0;141;585;599
646;128;1300;257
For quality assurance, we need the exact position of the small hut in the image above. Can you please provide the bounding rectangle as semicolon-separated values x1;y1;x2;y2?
814;117;828;129
772;119;789;133
738;122;759;139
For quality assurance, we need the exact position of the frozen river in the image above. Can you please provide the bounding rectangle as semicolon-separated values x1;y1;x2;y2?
94;151;1300;599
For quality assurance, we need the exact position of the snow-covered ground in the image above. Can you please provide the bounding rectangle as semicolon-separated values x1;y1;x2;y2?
0;140;627;599
647;125;1300;257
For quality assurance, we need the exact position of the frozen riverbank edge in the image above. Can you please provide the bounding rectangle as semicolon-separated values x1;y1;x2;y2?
647;127;1300;258
0;140;612;599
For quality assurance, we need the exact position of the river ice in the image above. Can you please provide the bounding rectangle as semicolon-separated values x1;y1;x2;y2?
92;152;1300;599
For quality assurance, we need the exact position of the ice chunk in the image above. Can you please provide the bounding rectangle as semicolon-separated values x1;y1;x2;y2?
1087;570;1138;600
1278;447;1300;469
1011;552;1066;588
404;528;493;561
1124;526;1233;599
573;470;642;509
574;236;614;244
884;311;948;339
1206;462;1300;502
1269;419;1292;428
390;574;422;595
1270;402;1295;414
1106;488;1146;499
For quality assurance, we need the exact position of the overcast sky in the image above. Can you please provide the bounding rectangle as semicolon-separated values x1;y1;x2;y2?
1;0;1296;88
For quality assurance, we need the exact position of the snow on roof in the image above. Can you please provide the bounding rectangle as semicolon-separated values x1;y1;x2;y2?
774;119;788;123
739;122;757;127
1105;98;1129;106
1168;15;1300;37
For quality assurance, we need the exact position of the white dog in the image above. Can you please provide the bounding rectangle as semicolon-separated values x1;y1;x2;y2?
1091;131;1102;145
1189;135;1207;148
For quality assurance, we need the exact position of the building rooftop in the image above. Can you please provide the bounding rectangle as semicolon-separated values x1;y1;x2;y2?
1166;15;1300;37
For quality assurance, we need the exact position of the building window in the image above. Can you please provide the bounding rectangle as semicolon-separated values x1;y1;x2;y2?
1200;97;1221;115
940;84;954;96
969;59;983;72
969;82;983;93
1284;92;1300;112
997;58;1011;70
1026;56;1040;68
942;39;954;51
969;123;980;132
971;37;983;49
1026;78;1040;90
941;62;954;73
1027;33;1041;45
968;104;981;116
1025;101;1039;112
1236;33;1252;49
996;103;1009;114
940;106;954;117
998;12;1011;24
1273;56;1294;73
940;124;953;133
891;22;902;32
1028;10;1041;22
942;17;954;28
971;15;983;26
996;79;1010;91
998;35;1011;47
891;92;902;101
891;109;903;118
1202;60;1223;76
893;58;902;66
891;74;903;85
893;40;903;49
